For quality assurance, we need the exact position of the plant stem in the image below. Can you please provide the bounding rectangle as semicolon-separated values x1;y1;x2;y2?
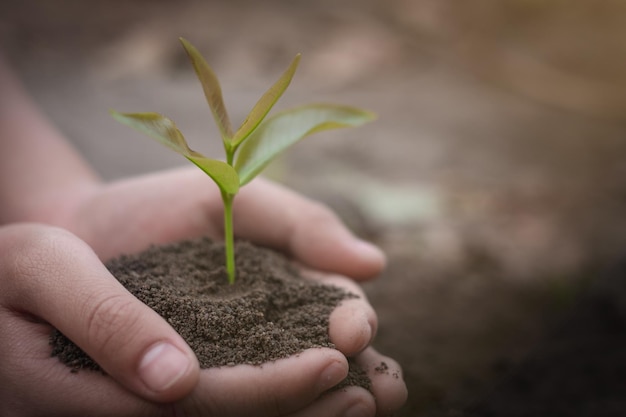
222;192;236;284
226;144;235;166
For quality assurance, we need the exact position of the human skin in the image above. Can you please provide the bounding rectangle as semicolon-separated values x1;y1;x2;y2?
0;222;406;417
0;57;407;416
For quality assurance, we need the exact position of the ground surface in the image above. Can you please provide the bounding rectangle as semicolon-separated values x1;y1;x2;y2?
457;260;626;417
3;1;626;415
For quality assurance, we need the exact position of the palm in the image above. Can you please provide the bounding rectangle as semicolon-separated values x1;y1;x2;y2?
68;168;221;261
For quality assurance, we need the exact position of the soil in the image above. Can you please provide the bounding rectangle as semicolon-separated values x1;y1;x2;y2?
50;238;370;392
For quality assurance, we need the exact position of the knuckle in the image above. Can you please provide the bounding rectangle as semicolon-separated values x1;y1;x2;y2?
257;398;285;416
241;390;284;417
84;292;141;353
20;226;77;266
183;383;286;417
180;394;221;417
1;225;81;291
242;393;285;417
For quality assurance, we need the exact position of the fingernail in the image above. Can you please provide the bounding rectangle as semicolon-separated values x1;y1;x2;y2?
317;360;347;392
139;342;191;393
345;402;371;417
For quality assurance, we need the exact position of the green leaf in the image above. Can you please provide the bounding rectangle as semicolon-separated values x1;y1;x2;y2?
232;54;301;147
179;37;234;144
110;111;197;156
111;110;240;195
234;104;376;186
186;156;240;195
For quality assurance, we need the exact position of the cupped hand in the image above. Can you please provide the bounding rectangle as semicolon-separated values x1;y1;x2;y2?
56;167;386;280
300;269;408;417
0;224;199;416
178;269;406;417
22;167;406;415
0;224;405;416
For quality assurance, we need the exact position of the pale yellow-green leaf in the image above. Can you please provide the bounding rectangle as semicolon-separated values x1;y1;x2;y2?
186;156;240;195
111;110;239;195
234;104;376;186
179;37;234;143
232;54;301;147
110;111;198;156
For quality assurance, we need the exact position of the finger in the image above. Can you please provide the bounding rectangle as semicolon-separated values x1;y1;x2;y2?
227;179;386;281
68;168;222;260
355;348;408;417
285;387;375;417
303;269;378;356
178;348;349;417
0;311;162;417
0;224;199;403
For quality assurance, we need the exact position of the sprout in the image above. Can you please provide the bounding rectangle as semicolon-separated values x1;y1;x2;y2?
111;38;375;284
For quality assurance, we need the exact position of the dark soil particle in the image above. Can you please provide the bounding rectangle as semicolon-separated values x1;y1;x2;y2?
50;238;370;391
375;361;389;373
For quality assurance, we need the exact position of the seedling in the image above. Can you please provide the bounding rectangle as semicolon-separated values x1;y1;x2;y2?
111;38;375;284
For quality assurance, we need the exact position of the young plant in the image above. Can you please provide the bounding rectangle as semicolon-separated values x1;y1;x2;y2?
111;38;375;284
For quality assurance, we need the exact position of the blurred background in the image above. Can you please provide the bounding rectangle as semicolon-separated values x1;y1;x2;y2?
3;0;626;415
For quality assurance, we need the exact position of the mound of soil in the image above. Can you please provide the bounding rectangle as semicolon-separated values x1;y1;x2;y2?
50;238;370;391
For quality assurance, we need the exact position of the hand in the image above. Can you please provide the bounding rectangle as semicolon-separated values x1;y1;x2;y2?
0;224;405;416
0;224;198;416
57;168;386;281
178;266;407;417
14;169;406;415
0;58;405;414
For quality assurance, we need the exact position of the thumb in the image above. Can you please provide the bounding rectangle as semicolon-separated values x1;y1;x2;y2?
6;225;200;403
